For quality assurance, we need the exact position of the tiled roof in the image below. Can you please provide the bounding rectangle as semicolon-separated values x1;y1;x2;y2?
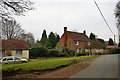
91;41;103;49
0;40;29;50
67;31;91;41
106;45;118;48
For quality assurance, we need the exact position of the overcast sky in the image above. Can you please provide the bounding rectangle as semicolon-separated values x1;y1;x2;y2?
15;0;119;43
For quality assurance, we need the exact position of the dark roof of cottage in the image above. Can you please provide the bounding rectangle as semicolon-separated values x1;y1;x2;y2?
0;40;29;50
67;31;91;41
91;41;103;49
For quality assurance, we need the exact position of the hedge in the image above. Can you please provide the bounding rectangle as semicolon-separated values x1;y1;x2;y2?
112;48;120;54
29;47;49;58
49;49;60;57
77;53;86;56
30;47;61;58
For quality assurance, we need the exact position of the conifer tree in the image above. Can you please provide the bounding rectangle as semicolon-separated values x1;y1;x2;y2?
48;32;56;49
108;38;114;45
89;33;96;41
40;30;48;47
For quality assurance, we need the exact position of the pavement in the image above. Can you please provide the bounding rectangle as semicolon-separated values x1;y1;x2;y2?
71;54;118;78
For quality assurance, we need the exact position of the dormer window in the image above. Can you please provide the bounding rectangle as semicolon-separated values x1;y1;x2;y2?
75;40;79;45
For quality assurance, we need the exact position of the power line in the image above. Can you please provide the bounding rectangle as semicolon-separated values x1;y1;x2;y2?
94;0;115;35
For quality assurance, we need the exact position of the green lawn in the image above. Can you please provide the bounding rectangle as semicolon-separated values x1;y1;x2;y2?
2;55;98;71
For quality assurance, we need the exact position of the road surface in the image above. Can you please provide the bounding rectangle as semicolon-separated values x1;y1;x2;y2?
71;54;118;78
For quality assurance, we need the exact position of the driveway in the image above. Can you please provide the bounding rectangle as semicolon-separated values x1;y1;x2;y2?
71;54;118;78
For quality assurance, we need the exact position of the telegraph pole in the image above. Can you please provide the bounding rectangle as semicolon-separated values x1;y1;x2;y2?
114;35;116;46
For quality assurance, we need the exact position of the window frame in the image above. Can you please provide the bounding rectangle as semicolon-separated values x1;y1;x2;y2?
76;49;79;53
88;42;90;46
16;50;22;55
75;40;79;45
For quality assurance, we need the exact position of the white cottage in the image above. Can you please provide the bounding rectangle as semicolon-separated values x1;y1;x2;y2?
0;40;29;59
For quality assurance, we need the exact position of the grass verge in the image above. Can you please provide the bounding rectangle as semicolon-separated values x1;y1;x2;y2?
2;55;98;72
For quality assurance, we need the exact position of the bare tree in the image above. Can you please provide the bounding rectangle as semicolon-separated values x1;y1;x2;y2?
115;1;120;43
2;19;24;40
21;32;35;47
0;0;33;19
1;18;35;47
115;1;120;26
0;0;33;40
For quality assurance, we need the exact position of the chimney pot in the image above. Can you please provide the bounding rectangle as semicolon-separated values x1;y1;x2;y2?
64;27;67;33
83;30;86;34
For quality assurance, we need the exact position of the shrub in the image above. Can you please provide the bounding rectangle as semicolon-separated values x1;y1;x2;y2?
62;48;75;57
49;49;60;57
77;53;86;56
112;48;120;54
69;50;75;57
59;53;66;57
6;50;12;56
62;48;70;57
30;47;49;58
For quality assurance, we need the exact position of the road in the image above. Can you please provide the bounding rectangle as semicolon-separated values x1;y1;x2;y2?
71;54;118;78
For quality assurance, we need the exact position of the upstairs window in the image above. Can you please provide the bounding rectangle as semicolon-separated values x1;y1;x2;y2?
88;42;90;46
75;40;79;45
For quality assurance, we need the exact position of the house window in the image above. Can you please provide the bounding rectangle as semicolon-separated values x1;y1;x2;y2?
16;50;22;55
76;49;79;53
85;49;90;53
88;42;90;45
75;40;79;45
0;50;5;56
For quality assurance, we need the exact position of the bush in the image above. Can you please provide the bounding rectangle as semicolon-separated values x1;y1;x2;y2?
69;50;75;57
49;49;60;57
61;48;75;57
30;47;49;58
59;53;66;57
77;53;86;56
112;48;120;54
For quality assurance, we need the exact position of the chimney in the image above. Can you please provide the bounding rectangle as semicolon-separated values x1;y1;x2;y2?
83;30;86;34
64;27;67;33
64;27;67;47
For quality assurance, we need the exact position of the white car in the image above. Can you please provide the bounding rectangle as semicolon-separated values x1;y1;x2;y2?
0;56;28;64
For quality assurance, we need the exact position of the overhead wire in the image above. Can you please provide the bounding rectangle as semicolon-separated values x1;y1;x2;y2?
94;0;115;35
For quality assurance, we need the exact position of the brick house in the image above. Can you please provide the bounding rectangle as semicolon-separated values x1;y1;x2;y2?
59;27;91;53
0;40;29;59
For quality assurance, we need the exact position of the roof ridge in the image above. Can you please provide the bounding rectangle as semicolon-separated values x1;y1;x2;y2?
2;40;29;50
67;31;84;34
65;31;91;41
